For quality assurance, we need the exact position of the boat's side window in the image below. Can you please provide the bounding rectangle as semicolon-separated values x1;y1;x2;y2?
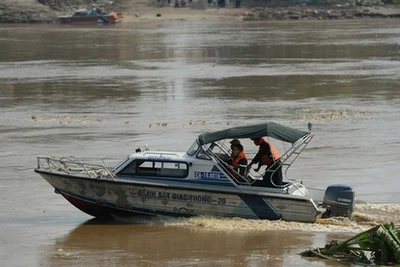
159;162;188;178
119;160;188;178
196;149;211;160
74;11;87;16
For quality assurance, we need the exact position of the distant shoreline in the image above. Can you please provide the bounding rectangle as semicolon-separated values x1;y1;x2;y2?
1;0;400;23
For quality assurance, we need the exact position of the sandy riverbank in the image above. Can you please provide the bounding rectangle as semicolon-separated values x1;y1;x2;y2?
107;0;400;22
0;0;254;23
1;0;400;23
122;0;400;22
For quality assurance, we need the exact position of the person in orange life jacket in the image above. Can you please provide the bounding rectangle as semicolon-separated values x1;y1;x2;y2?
227;143;248;177
219;139;241;163
247;137;282;187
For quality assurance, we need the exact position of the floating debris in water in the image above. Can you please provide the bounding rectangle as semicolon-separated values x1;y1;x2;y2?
30;115;103;124
296;106;373;122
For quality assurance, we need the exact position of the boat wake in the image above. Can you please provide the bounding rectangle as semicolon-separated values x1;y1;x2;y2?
352;203;400;224
161;203;400;233
107;203;400;233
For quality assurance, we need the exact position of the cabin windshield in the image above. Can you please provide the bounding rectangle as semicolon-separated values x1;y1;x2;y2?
92;5;103;13
186;140;199;156
113;156;130;171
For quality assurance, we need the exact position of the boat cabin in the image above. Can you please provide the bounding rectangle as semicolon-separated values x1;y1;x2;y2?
112;134;310;188
116;153;190;179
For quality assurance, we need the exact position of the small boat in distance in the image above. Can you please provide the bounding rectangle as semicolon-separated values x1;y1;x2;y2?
58;1;123;24
35;122;355;223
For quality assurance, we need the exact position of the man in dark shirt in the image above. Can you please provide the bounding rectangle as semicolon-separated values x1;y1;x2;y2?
247;137;282;187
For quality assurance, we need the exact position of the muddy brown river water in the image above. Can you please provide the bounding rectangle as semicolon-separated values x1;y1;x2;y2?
0;19;399;266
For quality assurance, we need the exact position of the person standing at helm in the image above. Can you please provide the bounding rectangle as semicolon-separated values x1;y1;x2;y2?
227;143;248;178
247;137;282;187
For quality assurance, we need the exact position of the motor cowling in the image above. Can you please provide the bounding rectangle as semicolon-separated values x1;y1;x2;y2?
322;184;355;218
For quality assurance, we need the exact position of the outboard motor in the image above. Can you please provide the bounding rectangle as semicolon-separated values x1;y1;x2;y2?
322;184;355;218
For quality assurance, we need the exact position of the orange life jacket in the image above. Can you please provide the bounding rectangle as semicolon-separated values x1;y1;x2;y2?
259;138;280;166
231;150;247;176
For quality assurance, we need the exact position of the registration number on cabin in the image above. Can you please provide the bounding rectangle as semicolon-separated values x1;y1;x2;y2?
194;171;222;180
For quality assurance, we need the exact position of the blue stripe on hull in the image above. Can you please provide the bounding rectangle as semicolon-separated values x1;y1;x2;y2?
239;195;281;220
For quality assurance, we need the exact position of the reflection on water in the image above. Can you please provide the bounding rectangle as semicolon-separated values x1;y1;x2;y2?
39;202;400;267
42;217;348;267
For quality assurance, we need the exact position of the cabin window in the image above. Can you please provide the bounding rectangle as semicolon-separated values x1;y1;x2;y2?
73;11;87;16
119;160;189;178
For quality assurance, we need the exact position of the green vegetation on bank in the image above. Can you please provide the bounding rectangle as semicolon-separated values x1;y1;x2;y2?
300;222;400;265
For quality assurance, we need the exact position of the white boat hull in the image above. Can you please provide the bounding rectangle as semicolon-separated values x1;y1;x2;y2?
38;171;320;223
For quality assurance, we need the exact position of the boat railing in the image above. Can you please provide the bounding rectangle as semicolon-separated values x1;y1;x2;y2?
280;133;314;180
261;133;314;188
204;133;314;188
56;11;72;17
36;156;115;180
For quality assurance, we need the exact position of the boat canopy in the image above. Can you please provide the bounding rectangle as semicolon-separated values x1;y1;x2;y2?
198;122;308;145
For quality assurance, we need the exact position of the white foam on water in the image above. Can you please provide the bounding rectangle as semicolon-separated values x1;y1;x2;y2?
160;203;400;233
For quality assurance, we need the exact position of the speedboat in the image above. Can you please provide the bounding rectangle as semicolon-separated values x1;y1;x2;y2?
35;122;355;223
58;1;123;24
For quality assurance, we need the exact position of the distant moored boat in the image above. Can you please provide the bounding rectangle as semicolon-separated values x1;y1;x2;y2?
58;1;123;24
